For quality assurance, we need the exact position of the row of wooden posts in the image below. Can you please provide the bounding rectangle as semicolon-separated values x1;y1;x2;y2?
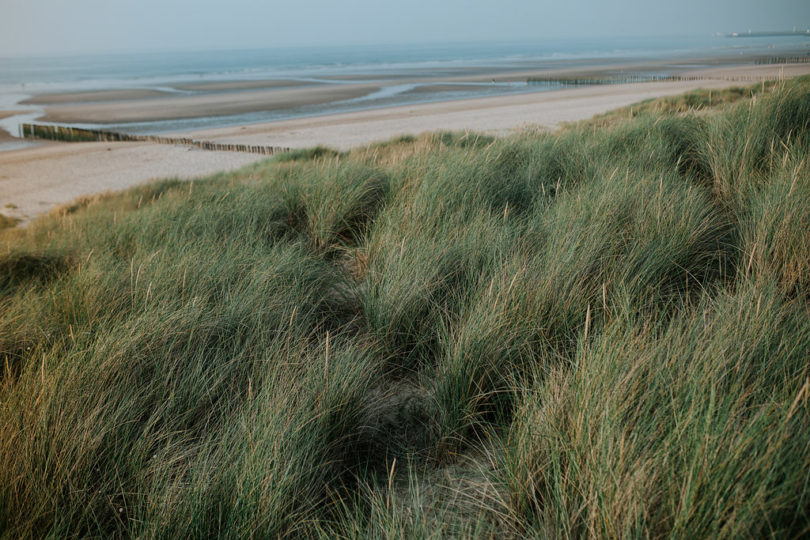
753;56;810;65
527;74;734;86
20;124;291;156
527;75;677;86
528;68;806;86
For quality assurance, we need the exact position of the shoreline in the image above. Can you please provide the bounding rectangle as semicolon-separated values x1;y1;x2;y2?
1;62;809;226
10;52;808;131
181;64;810;150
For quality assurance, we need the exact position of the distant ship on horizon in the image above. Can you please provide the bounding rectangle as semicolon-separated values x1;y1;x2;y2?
725;28;810;38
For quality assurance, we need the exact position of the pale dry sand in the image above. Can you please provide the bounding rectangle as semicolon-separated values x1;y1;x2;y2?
0;142;265;224
2;63;808;225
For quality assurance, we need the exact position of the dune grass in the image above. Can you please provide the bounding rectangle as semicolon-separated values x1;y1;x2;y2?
1;77;809;537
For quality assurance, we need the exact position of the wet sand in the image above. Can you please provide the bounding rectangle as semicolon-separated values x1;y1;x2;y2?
22;89;175;105
22;80;325;107
35;83;380;123
0;111;18;141
171;79;322;92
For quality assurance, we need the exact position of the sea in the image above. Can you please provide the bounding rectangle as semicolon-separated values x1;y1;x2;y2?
1;34;808;145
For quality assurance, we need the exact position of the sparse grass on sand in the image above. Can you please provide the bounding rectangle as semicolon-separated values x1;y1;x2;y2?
1;77;810;538
0;214;20;230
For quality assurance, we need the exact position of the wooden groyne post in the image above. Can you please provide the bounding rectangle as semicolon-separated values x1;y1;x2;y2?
20;124;291;156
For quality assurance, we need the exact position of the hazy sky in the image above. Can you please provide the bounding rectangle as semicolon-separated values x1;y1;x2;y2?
1;0;808;56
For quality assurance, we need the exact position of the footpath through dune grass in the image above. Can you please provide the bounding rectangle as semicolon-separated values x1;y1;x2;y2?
1;76;810;538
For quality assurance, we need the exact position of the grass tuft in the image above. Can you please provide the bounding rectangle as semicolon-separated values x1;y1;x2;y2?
0;213;20;230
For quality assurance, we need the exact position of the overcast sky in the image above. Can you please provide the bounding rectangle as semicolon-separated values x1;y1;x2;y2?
1;0;808;56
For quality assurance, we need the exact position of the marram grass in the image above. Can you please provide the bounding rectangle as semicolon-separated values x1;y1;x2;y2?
1;77;809;538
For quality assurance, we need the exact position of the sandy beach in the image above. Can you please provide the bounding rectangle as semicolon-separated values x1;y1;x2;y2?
27;60;810;126
0;142;266;224
184;64;810;150
1;62;808;225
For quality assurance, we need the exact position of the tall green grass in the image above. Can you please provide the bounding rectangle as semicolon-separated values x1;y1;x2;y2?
1;76;809;537
506;281;810;537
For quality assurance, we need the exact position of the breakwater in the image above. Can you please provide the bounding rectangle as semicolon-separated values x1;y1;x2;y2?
527;58;809;87
20;124;291;156
753;56;810;65
527;74;678;87
526;74;752;87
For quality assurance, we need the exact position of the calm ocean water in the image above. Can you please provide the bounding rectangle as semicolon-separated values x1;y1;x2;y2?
1;35;808;138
